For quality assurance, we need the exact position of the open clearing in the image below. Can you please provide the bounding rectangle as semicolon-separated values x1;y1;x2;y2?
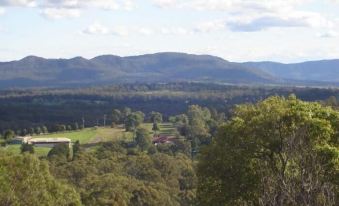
1;123;176;156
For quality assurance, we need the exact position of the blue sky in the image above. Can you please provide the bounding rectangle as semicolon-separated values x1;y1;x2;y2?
0;0;339;62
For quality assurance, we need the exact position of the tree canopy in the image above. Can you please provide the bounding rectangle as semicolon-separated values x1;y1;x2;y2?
197;95;339;205
0;151;81;206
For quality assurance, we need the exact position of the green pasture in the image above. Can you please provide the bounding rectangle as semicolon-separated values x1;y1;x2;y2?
1;123;176;156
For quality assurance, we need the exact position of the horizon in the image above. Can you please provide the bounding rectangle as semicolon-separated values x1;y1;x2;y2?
2;52;339;64
1;0;339;63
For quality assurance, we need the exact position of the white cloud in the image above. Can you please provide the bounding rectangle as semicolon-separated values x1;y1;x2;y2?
0;0;36;7
225;11;332;32
153;0;334;32
110;26;130;36
82;23;110;35
0;0;136;19
41;8;81;20
153;0;177;8
82;24;130;36
138;27;154;35
317;30;338;38
152;0;307;11
160;27;190;35
83;23;196;37
0;7;5;14
41;1;136;19
122;0;136;11
41;0;135;11
194;20;225;33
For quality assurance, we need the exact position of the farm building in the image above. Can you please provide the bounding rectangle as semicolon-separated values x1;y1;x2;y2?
27;137;71;148
11;136;32;144
153;135;176;145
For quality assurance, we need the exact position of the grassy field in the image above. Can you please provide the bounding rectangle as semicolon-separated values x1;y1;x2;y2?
1;123;176;156
142;123;177;136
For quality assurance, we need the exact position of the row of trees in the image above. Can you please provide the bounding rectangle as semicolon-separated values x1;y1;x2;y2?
112;107;163;133
1;126;48;139
1;122;83;142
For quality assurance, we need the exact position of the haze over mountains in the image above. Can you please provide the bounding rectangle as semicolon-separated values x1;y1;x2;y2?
0;52;338;88
243;60;339;82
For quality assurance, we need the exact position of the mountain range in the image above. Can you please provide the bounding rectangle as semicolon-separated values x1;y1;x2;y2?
0;52;338;88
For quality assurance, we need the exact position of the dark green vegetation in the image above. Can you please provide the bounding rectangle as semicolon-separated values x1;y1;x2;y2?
2;82;339;133
1;95;338;205
0;83;339;205
198;96;339;205
0;152;81;205
1;132;196;206
49;142;196;205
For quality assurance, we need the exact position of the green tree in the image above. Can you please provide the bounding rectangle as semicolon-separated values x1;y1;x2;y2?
112;109;122;124
29;127;35;135
325;96;338;107
186;105;212;150
187;105;211;138
197;96;339;206
150;111;163;123
73;122;79;130
3;129;15;140
0;151;81;206
21;129;28;136
41;126;48;134
48;143;71;160
35;126;41;135
21;143;34;154
72;140;81;159
54;124;66;132
125;112;145;132
67;125;72;131
122;107;132;122
152;122;160;135
135;128;152;151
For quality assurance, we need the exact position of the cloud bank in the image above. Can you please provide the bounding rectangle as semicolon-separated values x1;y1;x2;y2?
0;0;136;19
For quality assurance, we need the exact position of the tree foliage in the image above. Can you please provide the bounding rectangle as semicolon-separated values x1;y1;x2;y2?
47;141;196;206
0;151;81;206
21;143;34;154
150;111;163;123
135;127;152;151
125;111;145;132
197;96;339;205
3;130;15;140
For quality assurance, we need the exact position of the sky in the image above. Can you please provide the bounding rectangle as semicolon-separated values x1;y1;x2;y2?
0;0;339;63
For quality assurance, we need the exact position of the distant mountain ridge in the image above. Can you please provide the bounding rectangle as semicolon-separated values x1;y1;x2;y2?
0;52;339;88
0;52;274;88
243;59;339;82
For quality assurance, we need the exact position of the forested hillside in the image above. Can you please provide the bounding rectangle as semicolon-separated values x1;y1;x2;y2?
244;59;339;82
1;83;339;133
2;53;339;88
0;53;273;88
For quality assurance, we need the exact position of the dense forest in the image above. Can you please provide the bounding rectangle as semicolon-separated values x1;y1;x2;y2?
0;83;338;205
1;82;339;133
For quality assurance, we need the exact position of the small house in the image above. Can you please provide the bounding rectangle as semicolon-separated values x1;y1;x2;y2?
152;135;176;145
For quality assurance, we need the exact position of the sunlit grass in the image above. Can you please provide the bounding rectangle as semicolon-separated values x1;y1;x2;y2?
1;123;176;157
